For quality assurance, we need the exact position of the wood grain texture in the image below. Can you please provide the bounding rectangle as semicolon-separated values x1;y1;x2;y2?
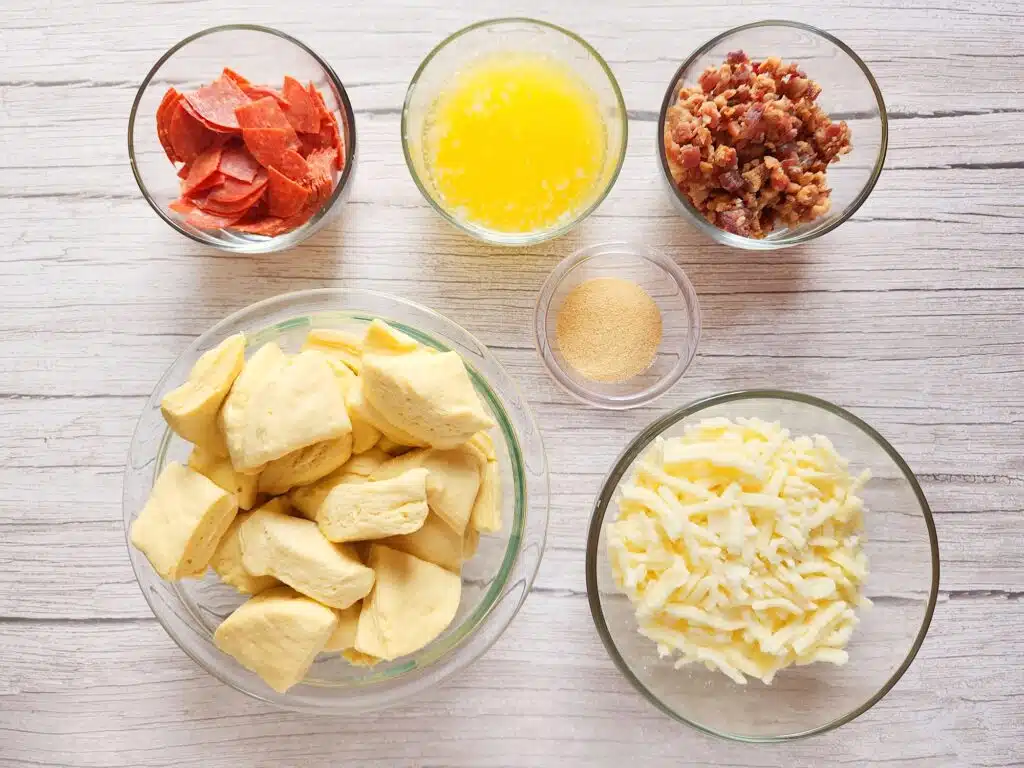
1;0;1022;765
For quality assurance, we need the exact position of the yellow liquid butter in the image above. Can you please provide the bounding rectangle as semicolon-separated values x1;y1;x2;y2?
423;53;608;233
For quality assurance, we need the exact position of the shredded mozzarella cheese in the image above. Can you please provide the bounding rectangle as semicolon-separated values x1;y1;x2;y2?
607;417;870;685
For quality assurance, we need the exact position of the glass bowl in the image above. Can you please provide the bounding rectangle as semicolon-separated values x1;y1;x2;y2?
128;25;357;254
123;288;549;713
402;18;627;246
657;21;887;249
534;242;701;410
586;390;939;741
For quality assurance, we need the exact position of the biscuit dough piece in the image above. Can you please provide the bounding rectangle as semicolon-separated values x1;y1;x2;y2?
381;512;465;572
258;434;354;495
361;348;495;449
219;342;288;473
349;383;428;448
209;500;285;594
227;350;352;473
130;461;238;580
288;447;390;520
214;586;338;693
362;319;420;356
317;468;429;543
355;545;462;661
462;432;502;533
303;328;365;374
370;447;480;535
239;505;374;609
188;446;260;510
161;334;246;457
470;459;502;533
323;603;361;652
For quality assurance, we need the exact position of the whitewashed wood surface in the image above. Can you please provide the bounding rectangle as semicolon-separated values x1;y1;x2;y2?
1;0;1022;766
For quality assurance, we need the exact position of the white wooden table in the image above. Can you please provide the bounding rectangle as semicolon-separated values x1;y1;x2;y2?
2;0;1022;765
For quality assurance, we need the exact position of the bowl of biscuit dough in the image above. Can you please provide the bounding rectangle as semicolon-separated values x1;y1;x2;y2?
123;288;549;712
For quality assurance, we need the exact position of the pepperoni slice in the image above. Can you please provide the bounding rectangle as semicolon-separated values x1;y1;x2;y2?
281;76;320;134
193;187;266;215
235;96;296;135
218;142;262;183
156;87;183;163
242;128;300;172
184;75;251;132
276;148;310;182
184;207;246;230
167;103;216;164
266;166;309;218
205;170;268;204
242;86;289;106
221;67;251;90
307;84;345;170
180;144;225;195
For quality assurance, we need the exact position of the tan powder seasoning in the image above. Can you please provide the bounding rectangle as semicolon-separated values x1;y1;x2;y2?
555;277;663;382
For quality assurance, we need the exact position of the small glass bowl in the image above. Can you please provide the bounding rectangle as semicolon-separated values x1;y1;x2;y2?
657;21;888;249
123;289;549;713
128;25;357;254
586;391;939;741
402;18;627;246
534;242;701;410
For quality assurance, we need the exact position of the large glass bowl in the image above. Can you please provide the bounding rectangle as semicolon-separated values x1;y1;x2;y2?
657;21;887;249
586;390;939;741
128;25;357;254
123;289;548;713
402;18;627;246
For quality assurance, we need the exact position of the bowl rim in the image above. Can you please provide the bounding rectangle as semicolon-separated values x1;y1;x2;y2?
656;20;889;250
127;23;358;253
400;16;628;246
122;287;549;711
533;240;702;410
584;388;940;741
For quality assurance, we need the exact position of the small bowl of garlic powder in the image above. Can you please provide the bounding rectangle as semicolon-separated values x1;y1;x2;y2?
534;241;701;409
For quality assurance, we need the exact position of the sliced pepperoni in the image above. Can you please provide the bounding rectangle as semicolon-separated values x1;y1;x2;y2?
303;147;336;204
169;198;196;215
205;169;268;204
179;97;237;134
306;84;345;170
242;85;289;106
276;148;310;182
156;87;182;163
281;76;320;134
266;166;309;218
193;187;266;215
183;170;226;196
218;141;261;183
180;144;225;195
184;75;251;132
184;207;246;230
235;96;296;136
221;67;251;90
241;127;300;171
168;103;216;164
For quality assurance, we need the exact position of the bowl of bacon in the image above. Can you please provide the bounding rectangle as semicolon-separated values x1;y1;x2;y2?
128;24;356;253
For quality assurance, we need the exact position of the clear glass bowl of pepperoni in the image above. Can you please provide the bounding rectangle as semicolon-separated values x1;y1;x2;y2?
657;21;887;249
128;25;356;254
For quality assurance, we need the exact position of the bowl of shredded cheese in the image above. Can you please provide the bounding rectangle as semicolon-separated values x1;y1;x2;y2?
585;390;939;740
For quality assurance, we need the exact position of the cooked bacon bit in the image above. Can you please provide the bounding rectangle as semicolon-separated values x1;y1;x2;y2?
719;170;745;194
680;145;702;169
663;50;852;238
